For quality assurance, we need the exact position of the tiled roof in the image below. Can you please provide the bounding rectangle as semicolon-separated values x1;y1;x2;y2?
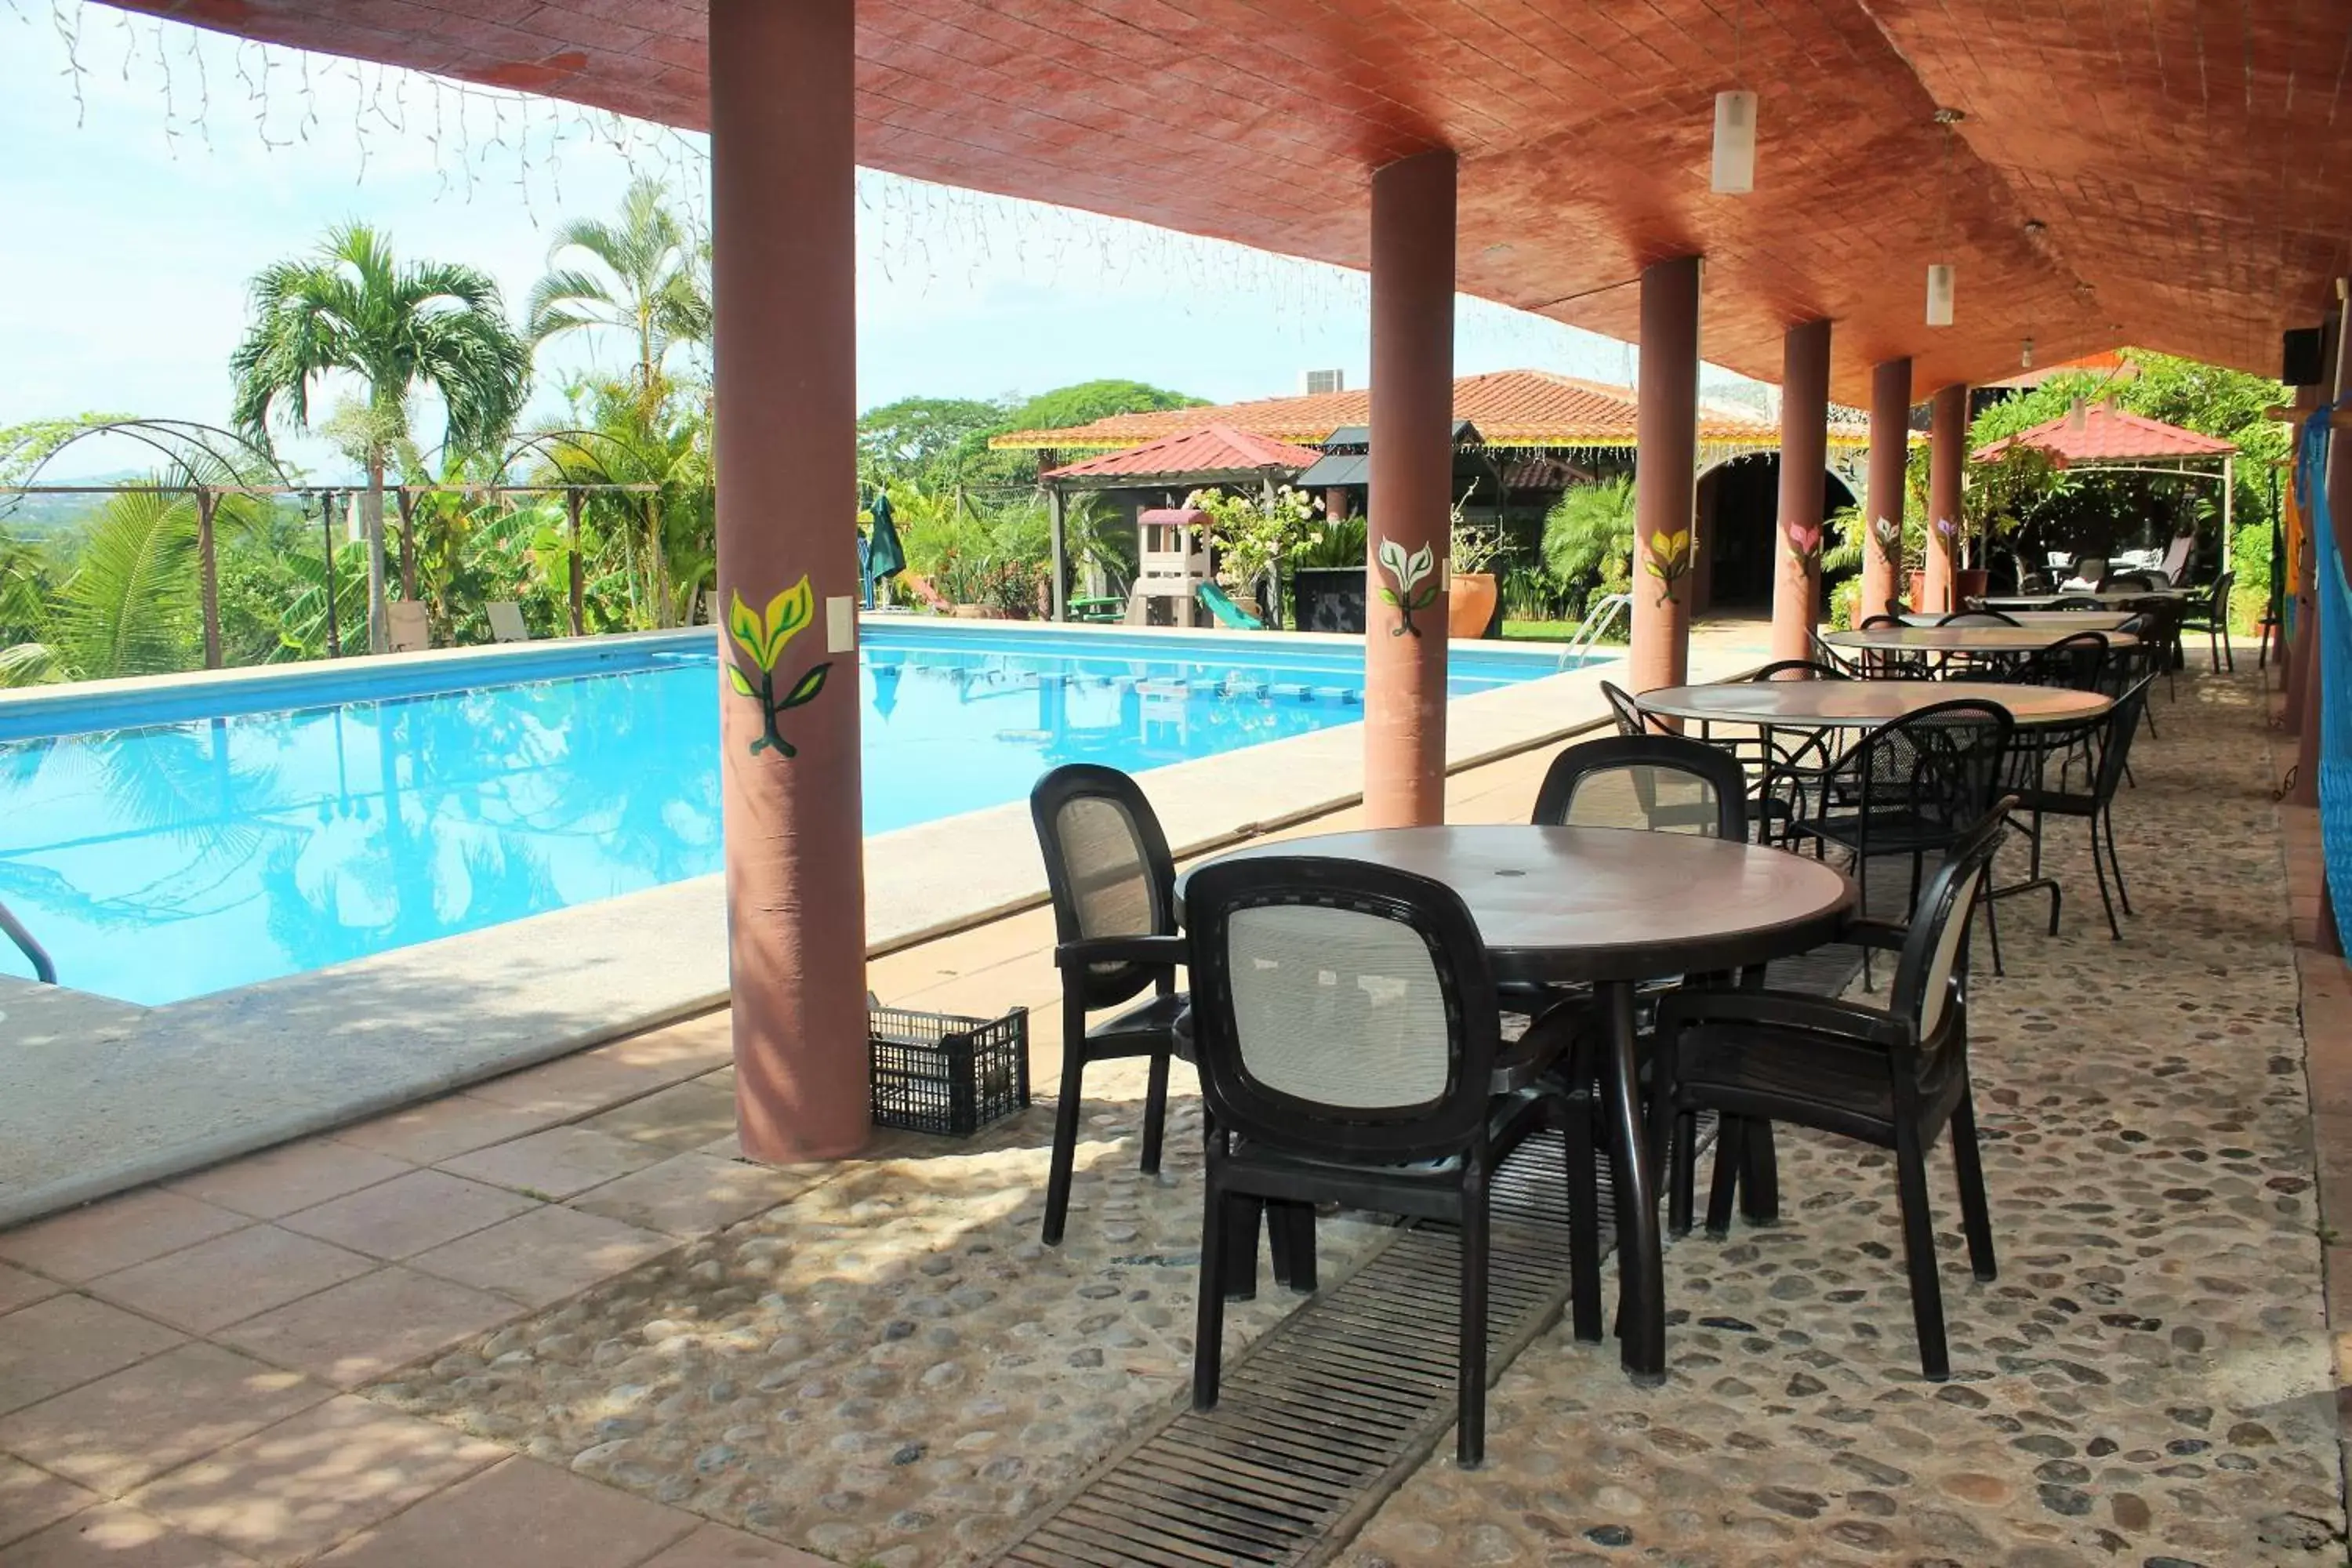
996;370;1869;453
1974;403;2238;464
1040;424;1326;481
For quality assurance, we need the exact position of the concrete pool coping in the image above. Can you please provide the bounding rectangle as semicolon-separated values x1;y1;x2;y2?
0;618;1767;1225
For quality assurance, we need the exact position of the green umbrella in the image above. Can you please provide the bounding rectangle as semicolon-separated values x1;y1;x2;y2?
863;488;906;608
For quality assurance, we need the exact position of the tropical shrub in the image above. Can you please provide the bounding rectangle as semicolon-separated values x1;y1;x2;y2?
1540;478;1635;613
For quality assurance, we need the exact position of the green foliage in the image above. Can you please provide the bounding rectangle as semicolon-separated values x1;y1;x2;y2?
857;397;1009;488
528;177;710;395
231;222;530;464
1185;485;1322;603
1000;379;1203;434
1539;478;1636;611
1294;515;1367;571
44;489;205;681
2230;520;2274;633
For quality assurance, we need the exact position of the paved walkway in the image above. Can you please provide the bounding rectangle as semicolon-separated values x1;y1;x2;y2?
5;652;2340;1568
0;695;1599;1566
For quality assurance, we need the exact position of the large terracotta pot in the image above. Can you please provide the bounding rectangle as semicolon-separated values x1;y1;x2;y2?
1448;572;1499;639
1956;568;1990;603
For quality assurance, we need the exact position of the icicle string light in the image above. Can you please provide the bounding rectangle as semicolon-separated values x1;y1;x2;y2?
9;0;1689;381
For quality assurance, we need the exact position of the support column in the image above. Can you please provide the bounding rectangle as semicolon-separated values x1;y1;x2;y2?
1772;320;1831;663
1632;255;1700;692
565;488;586;637
196;488;222;670
1047;487;1067;621
710;0;869;1162
1926;383;1968;612
1863;358;1912;622
1363;147;1455;829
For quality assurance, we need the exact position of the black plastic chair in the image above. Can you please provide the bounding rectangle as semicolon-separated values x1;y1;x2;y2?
1182;855;1578;1468
2007;676;2154;938
1774;701;2013;983
1029;764;1189;1247
1534;732;1750;839
2178;572;2236;672
1655;802;2013;1381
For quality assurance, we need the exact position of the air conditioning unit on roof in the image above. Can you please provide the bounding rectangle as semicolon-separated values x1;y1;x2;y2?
1301;368;1345;395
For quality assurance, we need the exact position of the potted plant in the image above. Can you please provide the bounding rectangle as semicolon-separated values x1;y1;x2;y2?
1447;494;1504;639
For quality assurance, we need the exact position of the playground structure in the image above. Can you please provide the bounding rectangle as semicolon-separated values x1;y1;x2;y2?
1122;506;1214;627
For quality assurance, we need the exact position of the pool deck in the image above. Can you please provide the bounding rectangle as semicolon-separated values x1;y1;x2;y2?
0;619;1772;1229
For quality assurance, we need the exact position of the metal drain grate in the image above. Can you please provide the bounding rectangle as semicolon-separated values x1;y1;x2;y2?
996;934;1873;1568
995;1131;1592;1568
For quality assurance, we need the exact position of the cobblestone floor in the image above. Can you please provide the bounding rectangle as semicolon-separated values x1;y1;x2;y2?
373;670;2344;1568
372;1081;1392;1567
1345;673;2345;1568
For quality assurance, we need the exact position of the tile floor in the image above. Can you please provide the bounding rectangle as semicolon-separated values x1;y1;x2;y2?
0;718;1574;1565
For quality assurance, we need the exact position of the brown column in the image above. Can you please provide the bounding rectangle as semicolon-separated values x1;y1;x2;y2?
1926;383;1969;612
1632;255;1700;691
710;0;869;1162
1324;486;1351;521
197;488;223;670
1863;358;1912;622
1363;147;1455;829
1772;320;1831;662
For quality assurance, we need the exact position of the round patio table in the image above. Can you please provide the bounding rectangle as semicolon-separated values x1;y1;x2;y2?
1824;625;2138;655
1181;824;1857;1384
1636;681;2113;730
1899;610;2138;632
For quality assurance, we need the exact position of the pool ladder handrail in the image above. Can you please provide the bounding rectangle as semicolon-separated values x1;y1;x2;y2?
0;897;56;985
1559;591;1632;669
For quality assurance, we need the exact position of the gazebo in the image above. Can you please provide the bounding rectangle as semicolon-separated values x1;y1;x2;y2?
1974;401;2241;569
1036;424;1324;619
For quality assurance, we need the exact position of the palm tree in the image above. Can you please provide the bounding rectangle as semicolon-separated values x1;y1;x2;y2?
1541;477;1638;612
526;178;710;397
230;223;530;655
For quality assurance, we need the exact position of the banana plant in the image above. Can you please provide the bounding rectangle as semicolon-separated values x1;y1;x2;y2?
724;575;831;757
1374;536;1440;637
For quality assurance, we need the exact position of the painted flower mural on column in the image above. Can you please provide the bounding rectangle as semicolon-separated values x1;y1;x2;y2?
1642;528;1693;605
725;575;832;757
1374;536;1440;637
1783;517;1823;578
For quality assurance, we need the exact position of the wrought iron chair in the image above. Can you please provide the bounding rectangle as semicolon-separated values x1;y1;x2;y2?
2177;571;2236;672
1029;764;1189;1247
2005;677;2154;939
1856;615;1929;680
1600;679;1656;737
1751;659;1849;682
2003;630;2110;691
1773;701;2012;985
1654;803;2012;1381
1938;608;2020;626
2096;570;2158;593
1806;630;1864;677
1182;855;1580;1468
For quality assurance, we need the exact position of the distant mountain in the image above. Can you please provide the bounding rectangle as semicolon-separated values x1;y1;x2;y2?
0;469;143;535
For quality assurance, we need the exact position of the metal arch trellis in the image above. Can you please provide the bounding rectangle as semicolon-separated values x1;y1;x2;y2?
0;416;657;663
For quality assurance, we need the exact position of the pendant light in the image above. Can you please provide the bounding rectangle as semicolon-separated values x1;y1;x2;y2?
1711;0;1755;194
1926;109;1963;327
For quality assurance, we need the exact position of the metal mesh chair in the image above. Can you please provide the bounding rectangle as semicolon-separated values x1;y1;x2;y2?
1938;609;2020;626
1600;680;1655;736
1655;802;2013;1380
2096;570;2158;593
2178;571;2236;672
1183;855;1579;1468
1752;659;1850;682
1030;764;1189;1247
1774;701;2013;983
2003;630;2109;691
2005;676;2154;938
1855;615;1930;680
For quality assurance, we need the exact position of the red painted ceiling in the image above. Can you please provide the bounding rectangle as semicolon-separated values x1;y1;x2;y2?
105;1;2352;405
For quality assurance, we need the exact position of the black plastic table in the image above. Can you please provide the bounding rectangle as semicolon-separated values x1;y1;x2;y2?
1185;824;1857;1382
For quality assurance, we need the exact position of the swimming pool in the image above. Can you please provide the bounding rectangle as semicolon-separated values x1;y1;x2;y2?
0;624;1584;1004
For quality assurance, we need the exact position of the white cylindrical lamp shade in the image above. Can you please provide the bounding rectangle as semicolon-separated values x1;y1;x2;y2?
1926;263;1956;327
1711;91;1756;194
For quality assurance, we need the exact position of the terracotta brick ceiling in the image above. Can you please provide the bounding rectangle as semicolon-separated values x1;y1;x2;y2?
106;1;2352;405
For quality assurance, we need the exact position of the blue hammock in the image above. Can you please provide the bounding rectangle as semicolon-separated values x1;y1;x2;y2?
2304;403;2352;949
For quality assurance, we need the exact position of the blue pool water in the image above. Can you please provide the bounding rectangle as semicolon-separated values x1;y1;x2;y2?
0;626;1579;1006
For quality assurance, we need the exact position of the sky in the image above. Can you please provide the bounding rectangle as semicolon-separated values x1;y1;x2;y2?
0;0;1760;482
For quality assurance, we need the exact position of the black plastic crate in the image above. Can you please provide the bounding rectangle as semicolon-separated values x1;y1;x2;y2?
869;1004;1030;1136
